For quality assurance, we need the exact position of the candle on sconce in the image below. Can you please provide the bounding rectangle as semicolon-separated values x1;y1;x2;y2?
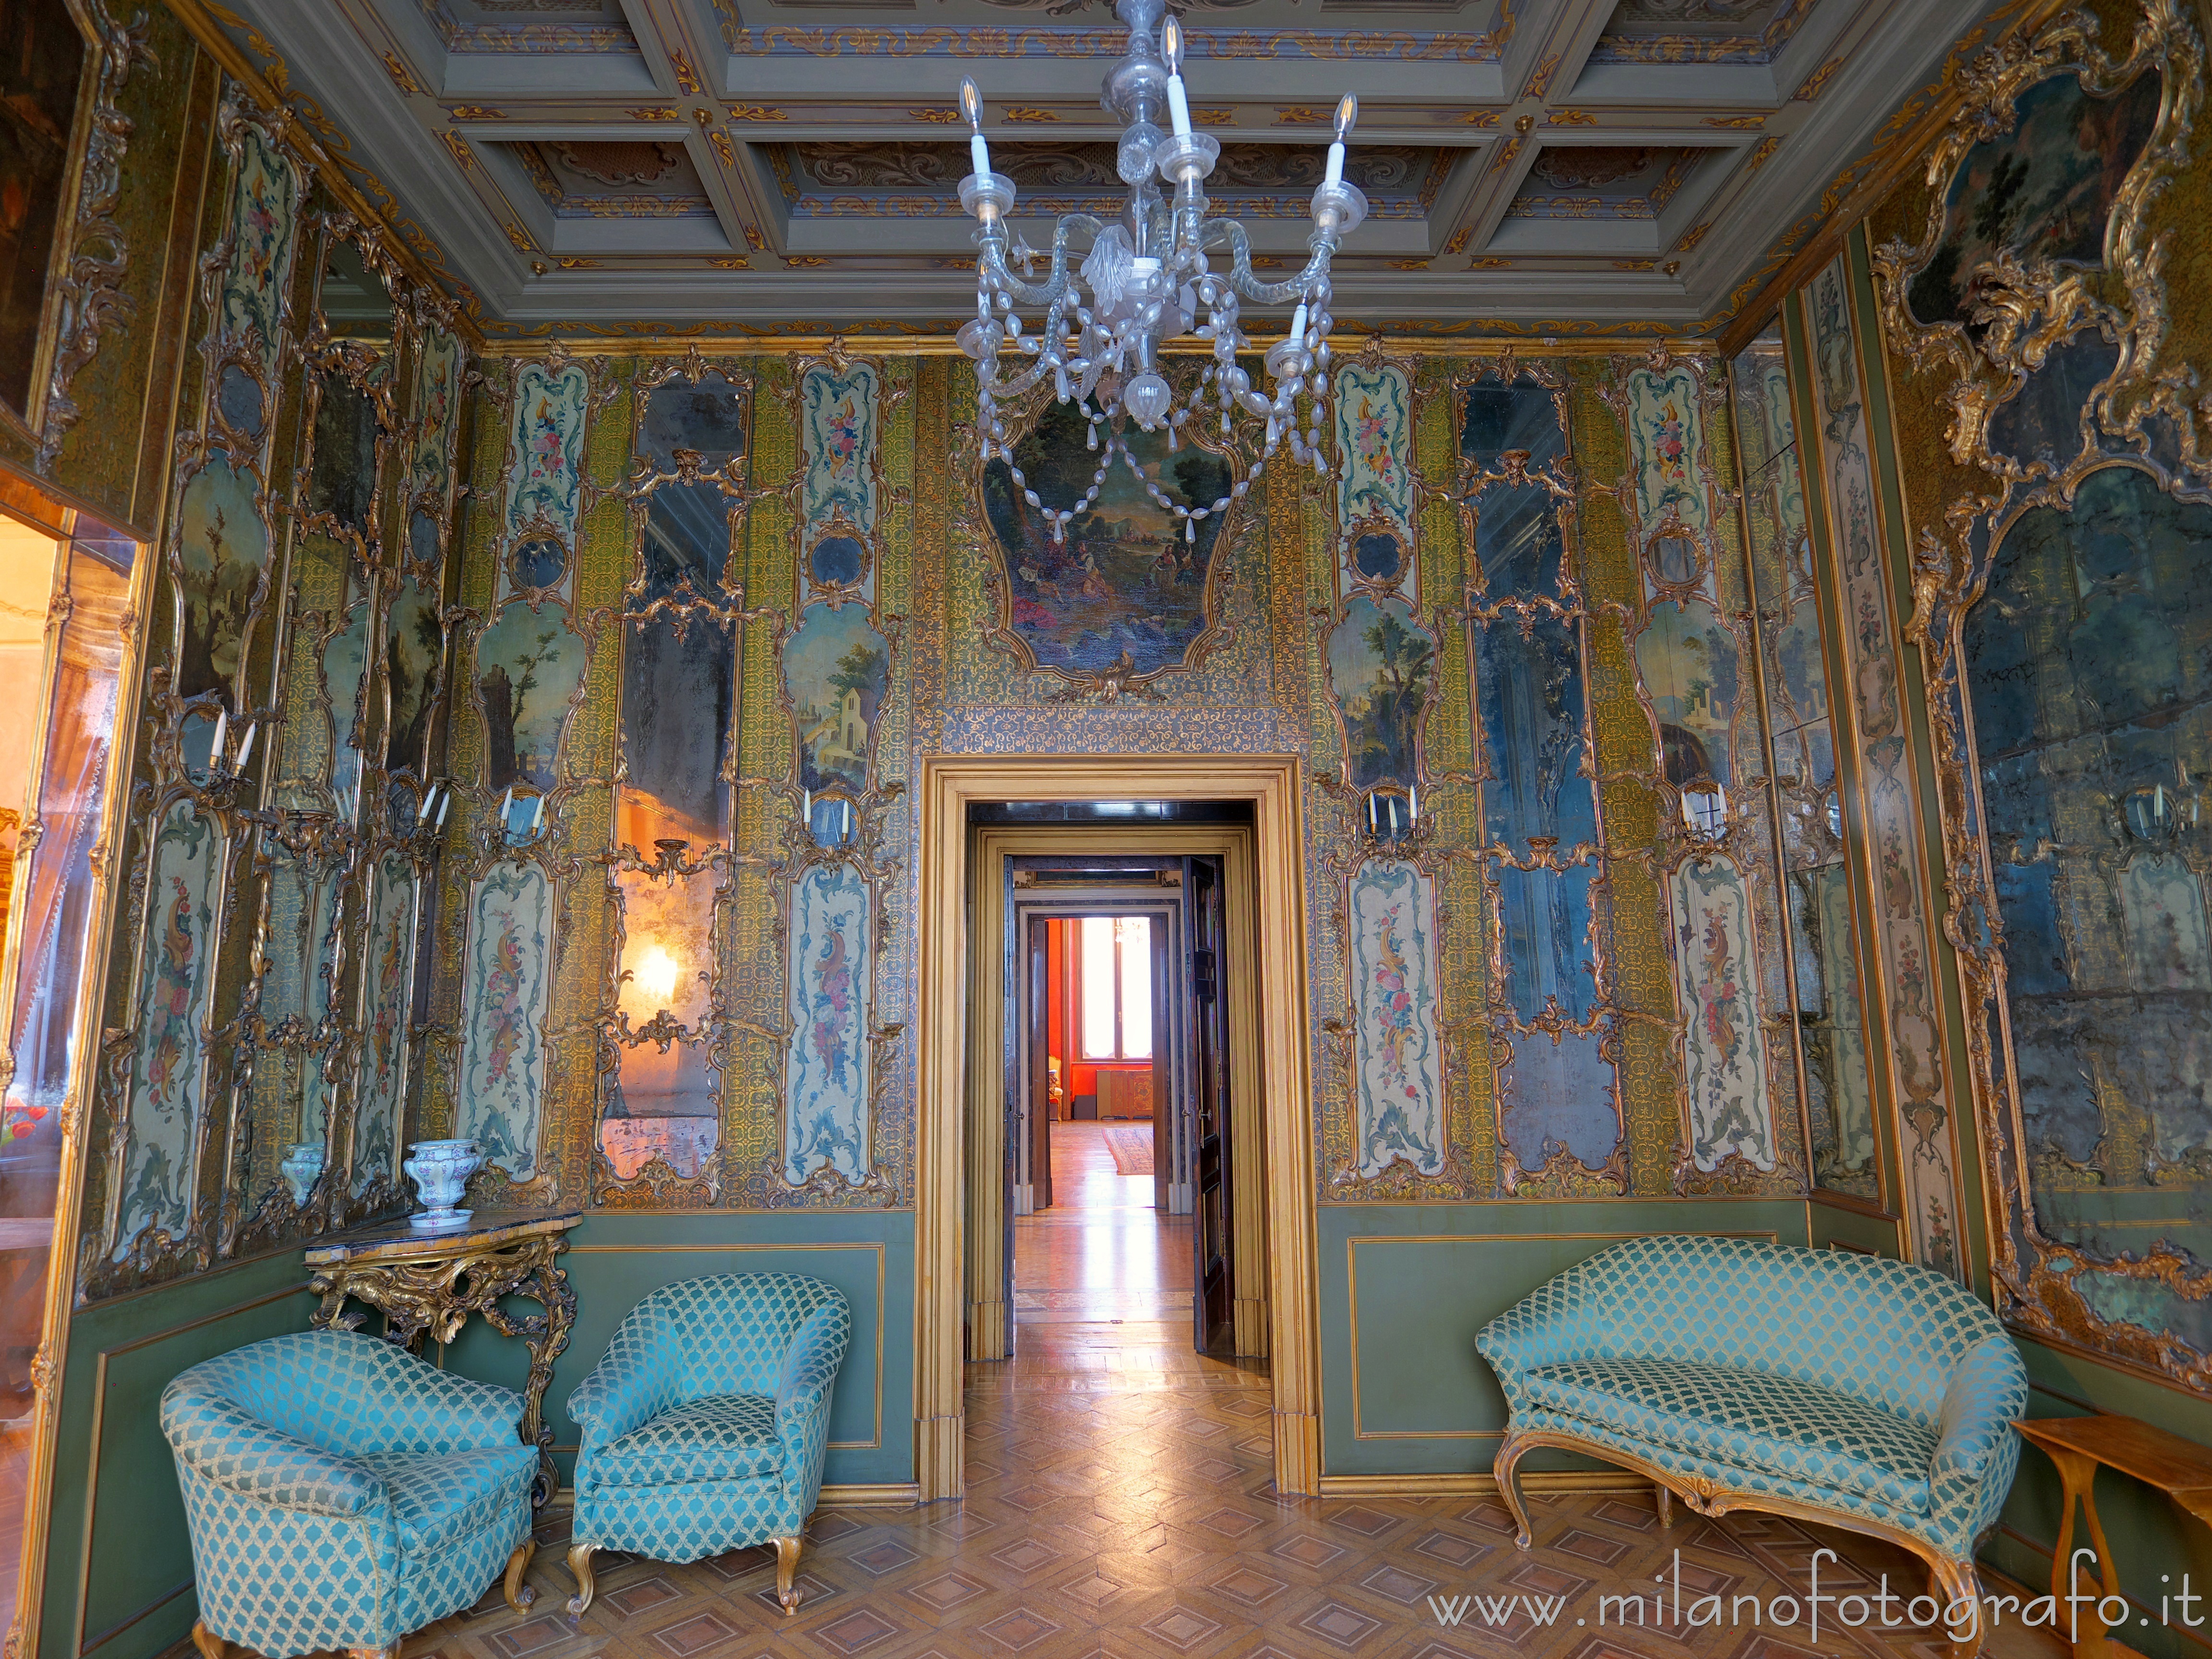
1408;785;1418;825
233;723;256;769
209;708;227;768
842;800;853;842
1161;15;1192;138
499;785;514;830
531;794;546;831
435;786;452;829
1366;794;1377;834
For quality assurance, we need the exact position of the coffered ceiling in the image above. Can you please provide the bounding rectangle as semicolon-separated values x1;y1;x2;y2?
212;0;1997;337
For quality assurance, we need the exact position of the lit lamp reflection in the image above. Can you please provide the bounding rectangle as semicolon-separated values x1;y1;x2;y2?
636;943;681;1006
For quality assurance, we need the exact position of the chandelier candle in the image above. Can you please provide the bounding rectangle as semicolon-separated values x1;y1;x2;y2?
955;0;1365;544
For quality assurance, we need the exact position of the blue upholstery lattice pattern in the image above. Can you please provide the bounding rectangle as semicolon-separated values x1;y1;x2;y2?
161;1330;535;1658
1476;1236;2027;1563
568;1272;850;1563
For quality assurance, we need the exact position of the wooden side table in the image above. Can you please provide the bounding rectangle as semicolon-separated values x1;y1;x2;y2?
306;1209;582;1507
2013;1413;2212;1657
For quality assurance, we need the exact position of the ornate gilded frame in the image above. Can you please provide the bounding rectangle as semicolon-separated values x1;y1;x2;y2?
1871;0;2212;1386
970;366;1248;699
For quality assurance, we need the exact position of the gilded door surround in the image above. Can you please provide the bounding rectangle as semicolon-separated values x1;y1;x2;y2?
918;755;1315;1500
967;829;1267;1365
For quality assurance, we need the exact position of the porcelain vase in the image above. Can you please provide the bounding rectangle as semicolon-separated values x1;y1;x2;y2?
403;1137;482;1231
280;1141;325;1208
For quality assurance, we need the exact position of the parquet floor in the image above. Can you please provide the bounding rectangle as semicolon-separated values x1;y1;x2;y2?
200;1124;2066;1659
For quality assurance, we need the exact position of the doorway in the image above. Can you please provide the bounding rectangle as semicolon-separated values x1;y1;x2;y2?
1013;877;1190;1370
920;755;1318;1503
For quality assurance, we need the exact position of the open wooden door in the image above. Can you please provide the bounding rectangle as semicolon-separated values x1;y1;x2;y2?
1185;855;1231;1351
1025;915;1052;1210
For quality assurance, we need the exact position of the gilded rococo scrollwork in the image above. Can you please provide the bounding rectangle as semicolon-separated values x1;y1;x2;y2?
1872;0;2212;1384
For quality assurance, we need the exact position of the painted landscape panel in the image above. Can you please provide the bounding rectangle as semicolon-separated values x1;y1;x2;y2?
475;599;588;791
1327;595;1434;792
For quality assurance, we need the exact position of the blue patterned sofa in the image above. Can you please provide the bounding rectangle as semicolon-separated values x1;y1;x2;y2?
565;1272;851;1616
161;1329;538;1659
1477;1236;2026;1650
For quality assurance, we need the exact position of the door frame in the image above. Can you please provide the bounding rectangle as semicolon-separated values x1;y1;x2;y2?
917;755;1317;1500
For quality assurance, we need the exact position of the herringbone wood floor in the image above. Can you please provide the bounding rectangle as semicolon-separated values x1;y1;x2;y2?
204;1126;2068;1659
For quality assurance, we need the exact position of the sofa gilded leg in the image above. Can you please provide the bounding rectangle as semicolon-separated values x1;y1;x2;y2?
566;1542;597;1619
1929;1554;1985;1659
1492;1432;1536;1550
505;1539;538;1611
190;1621;225;1659
775;1534;805;1613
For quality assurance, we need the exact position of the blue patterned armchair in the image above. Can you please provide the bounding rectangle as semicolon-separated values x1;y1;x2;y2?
1477;1236;2026;1655
161;1330;539;1659
565;1272;851;1616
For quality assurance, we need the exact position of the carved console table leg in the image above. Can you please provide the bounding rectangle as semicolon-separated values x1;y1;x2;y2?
2044;1443;2121;1659
304;1211;585;1511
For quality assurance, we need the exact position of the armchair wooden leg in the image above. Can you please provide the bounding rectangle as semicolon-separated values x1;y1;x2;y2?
1492;1432;1536;1551
1930;1554;1985;1659
1655;1482;1672;1528
190;1621;225;1659
505;1539;538;1611
345;1647;399;1659
566;1542;598;1619
774;1534;805;1614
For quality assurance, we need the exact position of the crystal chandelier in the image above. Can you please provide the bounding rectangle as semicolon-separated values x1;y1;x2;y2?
955;0;1365;541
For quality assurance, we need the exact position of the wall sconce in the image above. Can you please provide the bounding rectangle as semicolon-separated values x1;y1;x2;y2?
1362;786;1415;847
499;784;549;846
409;779;455;844
184;706;258;788
1680;785;1729;842
2123;778;2198;843
805;787;858;849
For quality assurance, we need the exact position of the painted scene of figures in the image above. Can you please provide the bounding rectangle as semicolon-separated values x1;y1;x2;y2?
982;398;1232;681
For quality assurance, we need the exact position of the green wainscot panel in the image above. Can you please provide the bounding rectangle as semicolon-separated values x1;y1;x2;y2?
1318;1202;1809;1478
40;1250;315;1659
439;1209;916;1489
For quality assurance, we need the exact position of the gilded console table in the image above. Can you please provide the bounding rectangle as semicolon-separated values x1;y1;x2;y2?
306;1209;582;1507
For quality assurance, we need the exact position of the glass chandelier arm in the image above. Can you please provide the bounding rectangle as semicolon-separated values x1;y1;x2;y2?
974;221;1095;313
1195;219;1333;306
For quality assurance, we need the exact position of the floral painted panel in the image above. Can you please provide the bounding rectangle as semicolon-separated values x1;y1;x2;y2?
1326;594;1433;793
354;852;416;1195
1334;363;1415;593
457;861;553;1179
115;803;220;1255
409;325;462;496
500;361;591;601
1671;854;1775;1172
1625;364;1707;537
801;362;878;594
175;453;271;702
1806;252;1963;1278
1349;860;1444;1178
475;599;589;791
784;863;871;1185
217;122;299;374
